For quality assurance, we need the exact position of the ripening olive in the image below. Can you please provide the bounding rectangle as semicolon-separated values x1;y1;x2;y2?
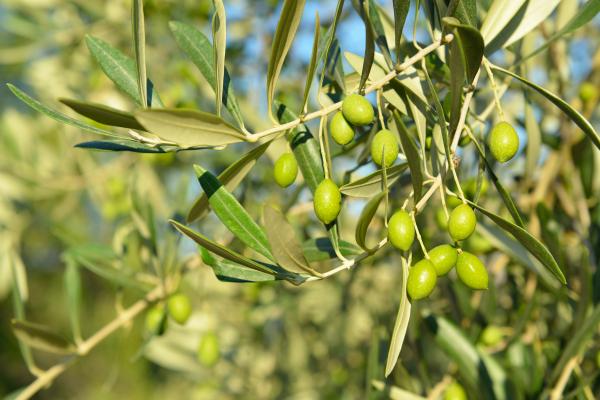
197;331;220;367
145;304;168;335
314;178;341;224
456;251;488;289
579;82;598;103
370;129;399;167
488;122;519;163
388;210;415;251
407;259;437;300
448;204;477;242
273;152;298;188
444;382;468;400
342;94;374;126
330;111;355;145
480;325;504;346
428;244;458;276
167;293;192;325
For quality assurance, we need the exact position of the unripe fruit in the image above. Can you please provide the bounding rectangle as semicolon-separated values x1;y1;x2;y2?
341;94;374;126
488;122;519;163
446;195;462;208
273;152;298;188
444;382;467;400
330;111;354;145
145;304;168;335
407;259;437;300
480;325;504;346
463;178;488;201
167;293;192;325
388;210;415;251
459;131;472;147
370;129;399;167
456;251;488;289
313;179;341;224
197;332;220;367
464;231;493;254
428;244;458;276
448;204;477;242
579;82;597;103
435;208;448;230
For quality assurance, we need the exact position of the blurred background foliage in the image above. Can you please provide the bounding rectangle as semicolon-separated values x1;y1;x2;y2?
1;0;600;399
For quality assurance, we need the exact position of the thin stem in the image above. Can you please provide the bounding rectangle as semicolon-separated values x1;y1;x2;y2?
483;58;505;120
411;211;428;258
376;88;386;128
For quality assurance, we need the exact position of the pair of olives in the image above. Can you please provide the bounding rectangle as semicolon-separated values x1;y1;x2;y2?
145;293;192;335
330;94;374;145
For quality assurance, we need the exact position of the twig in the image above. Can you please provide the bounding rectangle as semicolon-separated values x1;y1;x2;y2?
549;355;580;400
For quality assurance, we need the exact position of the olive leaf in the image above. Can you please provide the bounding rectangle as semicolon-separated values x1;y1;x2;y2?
392;111;423;201
212;0;226;117
392;0;410;62
11;320;76;355
210;260;278;283
355;0;376;92
266;0;306;122
385;259;411;376
74;139;169;153
187;141;271;223
59;98;145;130
355;192;386;252
193;165;274;261
367;0;393;69
479;0;527;44
301;13;320;113
64;256;82;342
169;21;245;129
132;0;148;107
492;65;600;150
134;108;247;148
7;84;122;139
468;201;566;285
371;381;425;400
301;238;362;262
445;0;478;27
340;162;408;197
85;35;162;107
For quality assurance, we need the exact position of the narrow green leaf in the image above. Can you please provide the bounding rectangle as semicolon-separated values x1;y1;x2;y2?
392;0;410;62
132;0;147;107
443;17;484;83
169;21;245;129
210;259;277;283
368;0;393;68
469;201;566;284
9;251;36;372
446;0;478;27
385;259;411;376
301;13;320;113
340;163;408;197
267;0;306;122
492;65;600;150
64;256;82;342
85;35;162;107
7;84;122;139
11;319;76;355
75;139;168;153
263;205;320;276
480;0;527;44
371;381;426;400
59;98;145;130
357;0;376;92
302;238;362;262
134;108;247;148
212;0;226;117
194;165;273;260
393;111;423;201
317;0;345;91
356;192;386;251
187;141;271;222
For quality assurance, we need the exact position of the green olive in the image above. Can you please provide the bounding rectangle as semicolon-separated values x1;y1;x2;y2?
273;152;298;188
428;244;458;276
370;129;399;167
167;293;192;325
145;304;168;335
388;210;414;251
448;204;477;242
459;131;472;147
314;178;342;224
341;94;374;126
488;121;519;163
330;111;355;145
444;382;467;400
435;208;449;230
579;82;598;103
480;325;504;346
446;195;463;209
456;251;488;290
197;331;220;367
407;259;437;300
463;178;488;201
464;231;493;254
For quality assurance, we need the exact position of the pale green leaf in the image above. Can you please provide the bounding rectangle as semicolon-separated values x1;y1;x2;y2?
480;0;527;44
64;256;82;342
355;192;386;252
340;163;408;197
384;259;411;376
132;0;147;107
393;111;423;201
301;13;320;113
301;238;362;262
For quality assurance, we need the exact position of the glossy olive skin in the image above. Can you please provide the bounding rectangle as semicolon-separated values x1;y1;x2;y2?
330;111;355;145
197;332;220;367
428;244;458;276
407;259;437;300
444;382;468;400
456;251;488;289
313;179;341;224
273;152;298;188
167;293;192;325
488;121;519;163
145;304;168;335
388;210;414;251
448;204;477;242
370;129;399;167
342;94;374;126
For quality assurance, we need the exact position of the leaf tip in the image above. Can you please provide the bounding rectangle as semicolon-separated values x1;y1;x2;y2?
193;164;206;177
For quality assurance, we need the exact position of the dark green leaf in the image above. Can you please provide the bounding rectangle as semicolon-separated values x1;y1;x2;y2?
187;141;271;222
340;163;408;197
368;0;393;68
446;0;478;27
317;0;345;91
132;0;148;107
59;98;145;130
302;238;362;262
356;192;386;251
210;260;277;283
393;111;423;201
392;0;410;62
212;0;227;117
443;17;484;83
11;319;76;355
301;13;321;112
357;0;376;92
75;139;168;153
492;65;600;150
